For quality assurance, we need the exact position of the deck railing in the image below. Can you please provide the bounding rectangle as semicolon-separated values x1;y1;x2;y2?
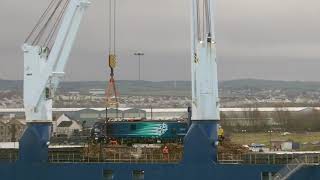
48;152;183;163
273;154;320;180
2;149;320;166
218;153;320;165
0;150;18;162
0;152;183;164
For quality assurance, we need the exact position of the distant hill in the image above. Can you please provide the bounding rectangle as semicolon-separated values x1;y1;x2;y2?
59;80;191;96
1;79;320;96
0;80;23;91
0;80;190;96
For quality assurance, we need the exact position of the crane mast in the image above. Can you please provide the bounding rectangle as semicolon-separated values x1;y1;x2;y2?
20;0;90;162
191;0;219;121
183;0;220;163
23;0;89;123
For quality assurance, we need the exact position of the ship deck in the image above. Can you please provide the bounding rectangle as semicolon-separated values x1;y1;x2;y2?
2;146;320;165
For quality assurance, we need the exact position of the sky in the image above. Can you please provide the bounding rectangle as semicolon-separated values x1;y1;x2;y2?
0;0;320;81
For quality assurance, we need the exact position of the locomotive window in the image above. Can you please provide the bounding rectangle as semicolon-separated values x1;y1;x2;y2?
131;124;137;131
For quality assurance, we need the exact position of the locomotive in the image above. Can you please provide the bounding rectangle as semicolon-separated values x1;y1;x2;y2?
90;120;189;145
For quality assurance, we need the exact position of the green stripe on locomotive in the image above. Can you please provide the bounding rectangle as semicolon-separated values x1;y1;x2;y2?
106;121;188;139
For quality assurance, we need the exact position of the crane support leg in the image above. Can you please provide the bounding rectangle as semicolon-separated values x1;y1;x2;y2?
183;121;218;163
187;0;219;163
19;123;51;162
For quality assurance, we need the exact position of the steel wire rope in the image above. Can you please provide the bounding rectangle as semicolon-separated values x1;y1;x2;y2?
32;0;61;45
106;0;111;112
202;0;205;42
196;0;201;41
44;0;70;49
206;0;212;37
204;0;211;38
33;0;63;46
109;0;112;53
35;0;64;46
106;0;119;114
113;0;116;55
112;0;118;110
25;0;57;43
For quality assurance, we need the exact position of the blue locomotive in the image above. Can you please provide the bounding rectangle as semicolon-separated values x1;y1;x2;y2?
91;121;189;144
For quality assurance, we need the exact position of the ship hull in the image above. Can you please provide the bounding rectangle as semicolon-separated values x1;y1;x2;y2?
0;162;319;180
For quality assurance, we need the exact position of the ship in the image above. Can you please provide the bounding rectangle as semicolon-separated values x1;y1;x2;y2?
1;0;320;179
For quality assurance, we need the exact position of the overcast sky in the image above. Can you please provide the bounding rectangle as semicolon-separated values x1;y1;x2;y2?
1;0;320;81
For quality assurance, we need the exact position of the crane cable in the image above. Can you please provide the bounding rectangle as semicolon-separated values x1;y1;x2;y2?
196;0;201;41
44;0;70;49
24;0;57;43
109;0;116;55
25;0;70;49
106;0;119;116
108;0;117;77
108;0;112;54
108;0;116;78
33;0;63;46
202;0;206;42
113;0;116;55
206;0;212;37
204;0;211;38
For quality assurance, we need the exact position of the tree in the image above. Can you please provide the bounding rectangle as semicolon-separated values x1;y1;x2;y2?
273;106;291;130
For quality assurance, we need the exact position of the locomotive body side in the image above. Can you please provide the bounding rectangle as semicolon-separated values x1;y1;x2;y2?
91;121;188;144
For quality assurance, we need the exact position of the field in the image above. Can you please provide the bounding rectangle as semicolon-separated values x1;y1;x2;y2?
230;132;320;148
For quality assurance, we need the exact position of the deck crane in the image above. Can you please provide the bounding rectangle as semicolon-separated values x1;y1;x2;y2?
19;0;220;164
184;0;220;163
20;0;90;162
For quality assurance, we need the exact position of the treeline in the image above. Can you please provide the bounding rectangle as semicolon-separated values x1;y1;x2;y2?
220;106;320;132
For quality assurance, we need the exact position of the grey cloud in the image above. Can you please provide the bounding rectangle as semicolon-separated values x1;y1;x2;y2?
0;0;320;81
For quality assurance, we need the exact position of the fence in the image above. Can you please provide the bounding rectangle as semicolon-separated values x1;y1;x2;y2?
49;152;183;163
218;153;320;165
3;149;320;165
0;150;18;162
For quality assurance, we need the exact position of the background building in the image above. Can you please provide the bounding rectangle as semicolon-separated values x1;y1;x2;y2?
53;114;82;137
0;119;26;142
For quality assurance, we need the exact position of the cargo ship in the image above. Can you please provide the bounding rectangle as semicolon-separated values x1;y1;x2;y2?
1;0;320;179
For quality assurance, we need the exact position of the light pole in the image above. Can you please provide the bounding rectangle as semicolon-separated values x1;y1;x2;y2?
241;129;247;145
134;52;144;82
134;52;144;118
268;130;273;151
